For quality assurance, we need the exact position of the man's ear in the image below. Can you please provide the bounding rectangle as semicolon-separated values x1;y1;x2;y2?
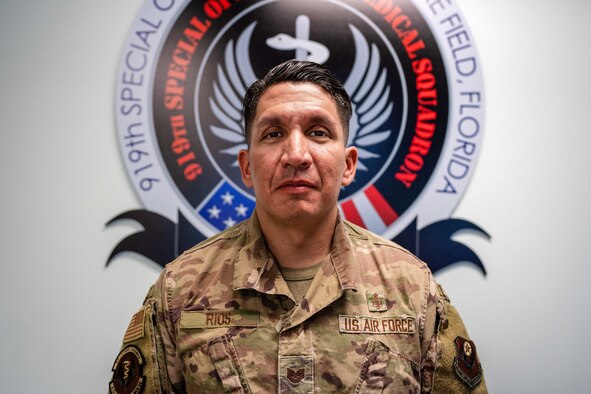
341;146;358;187
238;149;253;188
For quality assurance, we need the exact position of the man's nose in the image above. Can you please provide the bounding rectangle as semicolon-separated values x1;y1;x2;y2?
281;131;312;168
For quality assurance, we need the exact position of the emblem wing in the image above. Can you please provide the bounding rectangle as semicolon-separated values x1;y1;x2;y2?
209;22;258;166
344;25;394;171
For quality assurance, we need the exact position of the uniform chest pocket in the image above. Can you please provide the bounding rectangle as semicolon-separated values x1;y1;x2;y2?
179;310;259;393
354;339;421;393
337;314;421;391
179;329;254;393
208;333;253;393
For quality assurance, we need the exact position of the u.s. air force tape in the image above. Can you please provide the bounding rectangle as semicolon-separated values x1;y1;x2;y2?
339;315;416;334
180;310;260;329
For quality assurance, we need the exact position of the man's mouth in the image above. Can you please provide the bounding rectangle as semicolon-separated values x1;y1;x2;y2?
277;179;316;190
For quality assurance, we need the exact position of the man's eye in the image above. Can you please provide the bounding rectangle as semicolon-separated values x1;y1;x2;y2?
310;130;329;138
264;131;282;139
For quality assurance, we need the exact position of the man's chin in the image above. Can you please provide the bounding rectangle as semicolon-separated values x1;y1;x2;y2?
275;206;336;225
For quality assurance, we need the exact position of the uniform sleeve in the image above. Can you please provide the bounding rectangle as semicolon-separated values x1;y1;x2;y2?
108;270;178;394
430;284;488;394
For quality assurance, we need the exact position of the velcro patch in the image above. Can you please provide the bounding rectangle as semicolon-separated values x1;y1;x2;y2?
109;345;145;394
453;336;483;388
123;308;145;343
279;355;314;393
366;290;388;312
339;315;416;334
180;310;260;329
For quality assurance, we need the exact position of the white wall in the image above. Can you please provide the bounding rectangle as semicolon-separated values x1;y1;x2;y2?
1;0;590;392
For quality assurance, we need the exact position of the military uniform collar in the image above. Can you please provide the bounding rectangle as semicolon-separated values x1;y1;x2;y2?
326;213;359;291
233;212;287;295
232;211;359;294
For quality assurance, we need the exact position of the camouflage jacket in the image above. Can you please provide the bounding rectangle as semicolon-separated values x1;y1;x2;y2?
110;214;487;393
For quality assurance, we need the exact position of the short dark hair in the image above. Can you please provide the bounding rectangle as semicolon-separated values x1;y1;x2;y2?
242;60;352;146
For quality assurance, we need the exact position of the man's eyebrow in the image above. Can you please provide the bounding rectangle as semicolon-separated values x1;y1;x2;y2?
306;114;338;128
254;115;283;129
255;113;338;129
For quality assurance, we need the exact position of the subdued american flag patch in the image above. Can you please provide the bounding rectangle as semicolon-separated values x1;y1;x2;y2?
123;308;145;343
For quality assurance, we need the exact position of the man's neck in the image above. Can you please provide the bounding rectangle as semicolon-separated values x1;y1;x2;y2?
257;210;337;269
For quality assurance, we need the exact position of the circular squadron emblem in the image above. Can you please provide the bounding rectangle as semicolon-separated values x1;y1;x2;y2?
109;345;145;394
110;0;488;273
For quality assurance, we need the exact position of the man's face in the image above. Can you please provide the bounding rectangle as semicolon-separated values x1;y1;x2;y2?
238;82;358;226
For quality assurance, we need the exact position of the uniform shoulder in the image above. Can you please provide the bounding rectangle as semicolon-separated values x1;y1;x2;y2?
151;220;250;323
162;220;248;274
343;220;427;268
432;284;488;393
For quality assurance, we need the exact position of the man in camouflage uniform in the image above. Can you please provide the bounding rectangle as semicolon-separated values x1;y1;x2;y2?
110;60;487;393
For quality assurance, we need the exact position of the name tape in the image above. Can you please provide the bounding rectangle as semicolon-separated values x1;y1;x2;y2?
180;310;260;329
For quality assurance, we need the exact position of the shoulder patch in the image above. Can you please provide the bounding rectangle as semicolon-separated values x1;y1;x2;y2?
123;308;145;343
453;336;483;388
109;345;145;394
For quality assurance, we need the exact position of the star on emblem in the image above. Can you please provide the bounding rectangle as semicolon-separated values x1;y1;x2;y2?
207;205;221;219
221;191;235;205
223;217;237;228
234;203;248;217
